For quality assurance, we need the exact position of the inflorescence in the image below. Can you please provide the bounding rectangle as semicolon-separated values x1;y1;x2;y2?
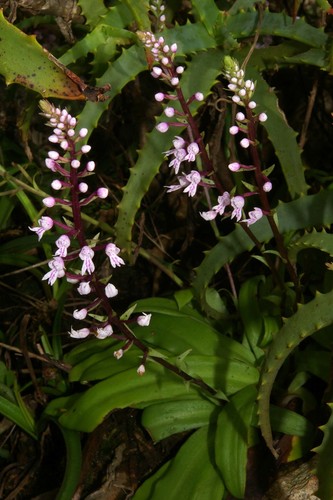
140;29;272;227
30;102;151;365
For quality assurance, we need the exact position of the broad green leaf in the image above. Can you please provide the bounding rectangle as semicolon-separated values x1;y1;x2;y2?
133;426;225;500
216;386;257;499
141;398;216;441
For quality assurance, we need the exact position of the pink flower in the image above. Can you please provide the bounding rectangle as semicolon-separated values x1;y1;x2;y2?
79;246;95;275
105;243;125;268
73;308;88;320
230;196;245;221
185;142;200;162
29;216;54;241
105;283;119;298
96;324;113;339
213;192;231;215
168;148;187;174
137;313;152;326
183;171;201;197
54;235;71;258
77;281;91;295
69;326;90;339
42;257;66;285
242;207;263;226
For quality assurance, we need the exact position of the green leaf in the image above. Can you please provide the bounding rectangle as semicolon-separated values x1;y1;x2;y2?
238;276;265;361
0;394;37;439
141;398;216;441
270;405;315;439
258;289;333;458
0;11;88;100
316;403;333;499
215;386;257;499
133;426;225;500
190;0;220;35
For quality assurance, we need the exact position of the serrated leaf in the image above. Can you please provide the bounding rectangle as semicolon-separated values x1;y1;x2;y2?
258;289;333;458
0;11;111;101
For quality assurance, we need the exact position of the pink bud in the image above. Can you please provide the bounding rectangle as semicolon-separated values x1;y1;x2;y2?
51;179;62;190
43;197;56;207
155;92;165;102
86;161;95;171
81;145;91;154
156;122;169;133
240;138;250;148
79;183;88;193
71;159;80;169
97;187;108;199
48;151;59;160
79;128;88;138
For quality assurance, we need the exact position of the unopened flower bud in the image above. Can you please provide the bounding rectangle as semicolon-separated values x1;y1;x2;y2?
155;92;165;102
240;138;250;148
171;77;179;86
263;181;272;192
86;161;95;171
171;43;177;52
156;122;169;133
248;101;257;109
71;159;80;169
81;145;91;154
259;113;268;122
236;112;245;121
51;179;62;190
229;126;239;135
48;135;59;143
195;92;204;101
228;162;240;172
165;107;175;117
152;66;162;77
60;140;69;150
43;197;56;207
48;151;59;160
79;182;88;193
79;128;88;138
97;187;108;199
176;66;184;74
137;364;145;376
